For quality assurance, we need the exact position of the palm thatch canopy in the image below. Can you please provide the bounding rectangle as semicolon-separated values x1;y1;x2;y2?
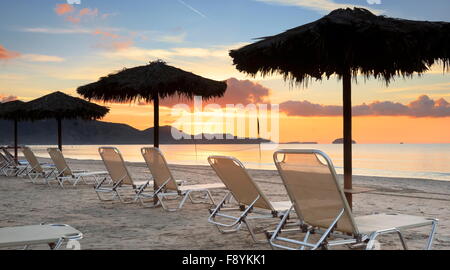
230;8;450;85
229;7;450;209
23;91;109;121
77;60;227;103
21;91;109;151
0;100;26;120
76;60;227;150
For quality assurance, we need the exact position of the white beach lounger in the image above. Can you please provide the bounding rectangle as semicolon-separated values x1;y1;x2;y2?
97;147;155;204
21;146;56;184
141;147;226;212
0;148;27;176
207;156;292;243
268;149;439;250
0;224;83;250
47;148;108;188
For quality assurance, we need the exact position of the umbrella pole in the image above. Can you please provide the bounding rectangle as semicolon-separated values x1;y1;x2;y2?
57;117;62;151
153;95;160;206
343;70;353;209
14;119;18;164
154;95;160;148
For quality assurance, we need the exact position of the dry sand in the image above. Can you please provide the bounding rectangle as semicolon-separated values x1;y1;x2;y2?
1;157;449;250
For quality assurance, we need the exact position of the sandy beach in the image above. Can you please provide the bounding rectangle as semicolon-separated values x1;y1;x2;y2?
1;156;449;250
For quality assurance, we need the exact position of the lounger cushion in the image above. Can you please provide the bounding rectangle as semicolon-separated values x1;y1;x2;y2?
355;213;435;234
0;225;82;248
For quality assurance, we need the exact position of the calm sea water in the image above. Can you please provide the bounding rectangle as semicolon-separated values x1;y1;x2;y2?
30;144;450;181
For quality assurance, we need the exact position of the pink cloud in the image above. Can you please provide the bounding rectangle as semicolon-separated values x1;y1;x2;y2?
65;15;81;24
111;40;133;51
147;78;271;108
0;44;21;60
92;30;133;51
56;5;99;24
0;94;18;103
55;3;74;15
93;30;120;39
280;95;450;118
79;8;98;17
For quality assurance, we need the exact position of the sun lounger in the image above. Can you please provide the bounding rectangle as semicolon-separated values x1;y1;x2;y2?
141;147;225;212
0;151;25;176
97;147;156;204
21;146;56;184
268;149;439;250
47;148;108;188
207;156;292;243
0;224;83;250
0;147;28;176
2;147;28;166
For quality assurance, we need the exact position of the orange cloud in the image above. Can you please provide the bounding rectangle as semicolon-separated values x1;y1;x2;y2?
280;95;450;118
92;29;133;51
144;78;271;108
0;94;18;103
112;40;133;51
79;8;98;17
0;44;21;60
93;30;120;39
56;5;99;24
65;15;81;24
55;3;74;15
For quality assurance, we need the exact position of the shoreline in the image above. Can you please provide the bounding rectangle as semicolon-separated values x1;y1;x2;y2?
46;156;450;184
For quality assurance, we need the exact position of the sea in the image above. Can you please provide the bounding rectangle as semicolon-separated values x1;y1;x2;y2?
30;144;450;181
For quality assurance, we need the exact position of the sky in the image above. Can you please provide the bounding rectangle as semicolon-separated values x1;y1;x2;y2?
1;0;450;143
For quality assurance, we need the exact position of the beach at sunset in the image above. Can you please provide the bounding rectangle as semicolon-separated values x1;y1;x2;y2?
1;0;450;256
1;156;450;250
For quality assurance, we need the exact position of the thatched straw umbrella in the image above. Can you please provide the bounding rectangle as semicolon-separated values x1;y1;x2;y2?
0;100;26;162
77;60;227;148
230;8;450;207
23;91;110;151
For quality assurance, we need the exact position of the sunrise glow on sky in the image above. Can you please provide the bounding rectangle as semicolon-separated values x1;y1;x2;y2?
1;0;449;143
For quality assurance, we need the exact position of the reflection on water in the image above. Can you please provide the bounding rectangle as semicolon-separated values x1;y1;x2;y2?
30;144;450;181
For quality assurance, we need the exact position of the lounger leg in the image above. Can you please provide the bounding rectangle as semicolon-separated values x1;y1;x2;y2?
367;228;412;250
396;230;408;250
188;190;216;205
268;206;294;249
243;219;269;244
426;219;439;250
51;238;64;250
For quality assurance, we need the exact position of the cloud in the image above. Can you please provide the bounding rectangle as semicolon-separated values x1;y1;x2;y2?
0;44;21;60
65;15;81;24
79;8;98;17
0;44;64;63
20;54;65;63
137;78;271;108
55;4;100;24
93;29;120;39
0;94;18;103
20;27;93;34
280;95;450;118
156;32;187;44
92;30;133;51
255;0;383;14
55;3;75;15
102;43;245;61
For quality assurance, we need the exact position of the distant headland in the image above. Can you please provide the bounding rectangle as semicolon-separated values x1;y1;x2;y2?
332;138;357;144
